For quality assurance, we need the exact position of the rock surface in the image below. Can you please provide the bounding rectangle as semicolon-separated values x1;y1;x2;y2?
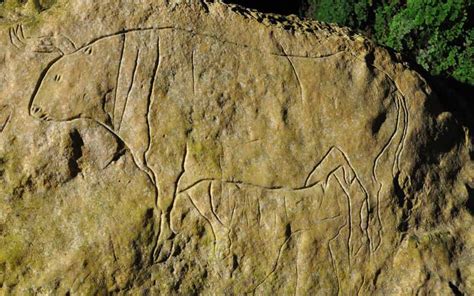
0;0;472;294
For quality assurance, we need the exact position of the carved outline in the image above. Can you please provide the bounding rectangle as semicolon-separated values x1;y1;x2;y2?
169;144;189;235
303;146;372;253
209;181;225;227
117;48;140;131
328;221;348;296
191;49;196;95
250;230;304;294
0;105;12;133
347;53;410;253
273;38;304;103
143;35;165;262
112;34;126;129
8;25;26;49
370;91;403;251
185;192;218;255
335;173;352;266
28;26;410;274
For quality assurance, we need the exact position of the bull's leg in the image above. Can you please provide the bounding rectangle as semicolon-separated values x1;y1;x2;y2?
151;143;188;263
148;31;196;262
304;147;372;259
295;226;344;295
153;214;174;263
152;180;179;263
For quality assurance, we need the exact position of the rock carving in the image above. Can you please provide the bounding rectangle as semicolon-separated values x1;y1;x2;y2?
0;1;468;294
0;105;12;133
29;27;408;267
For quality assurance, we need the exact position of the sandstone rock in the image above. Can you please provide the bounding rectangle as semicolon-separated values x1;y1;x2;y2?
0;0;472;294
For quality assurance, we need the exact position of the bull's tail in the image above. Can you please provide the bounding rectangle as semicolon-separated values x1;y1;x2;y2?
370;93;408;252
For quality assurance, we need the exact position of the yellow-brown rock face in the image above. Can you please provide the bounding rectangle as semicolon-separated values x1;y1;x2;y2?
0;1;472;294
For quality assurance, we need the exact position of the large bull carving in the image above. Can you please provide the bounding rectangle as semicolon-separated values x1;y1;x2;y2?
29;27;408;263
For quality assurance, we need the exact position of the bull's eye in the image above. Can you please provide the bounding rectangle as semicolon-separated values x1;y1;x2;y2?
54;74;61;82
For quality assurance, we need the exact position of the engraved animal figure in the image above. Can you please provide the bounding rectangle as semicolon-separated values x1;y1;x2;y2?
29;28;408;264
182;148;370;294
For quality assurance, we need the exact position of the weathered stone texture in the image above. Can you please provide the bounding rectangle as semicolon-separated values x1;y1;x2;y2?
0;0;472;294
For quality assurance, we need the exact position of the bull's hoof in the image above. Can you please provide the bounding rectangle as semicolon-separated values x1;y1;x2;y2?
153;238;175;263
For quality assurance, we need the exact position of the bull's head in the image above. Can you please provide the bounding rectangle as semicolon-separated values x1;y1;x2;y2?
30;35;123;125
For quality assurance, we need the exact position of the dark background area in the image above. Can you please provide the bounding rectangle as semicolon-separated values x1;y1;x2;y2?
222;0;306;16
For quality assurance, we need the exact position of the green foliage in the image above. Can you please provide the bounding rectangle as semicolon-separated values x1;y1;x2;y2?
375;0;473;85
34;0;56;11
0;0;56;12
308;0;474;86
310;0;353;26
308;0;373;28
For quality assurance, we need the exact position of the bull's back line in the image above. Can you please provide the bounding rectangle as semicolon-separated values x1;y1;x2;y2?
73;25;348;60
